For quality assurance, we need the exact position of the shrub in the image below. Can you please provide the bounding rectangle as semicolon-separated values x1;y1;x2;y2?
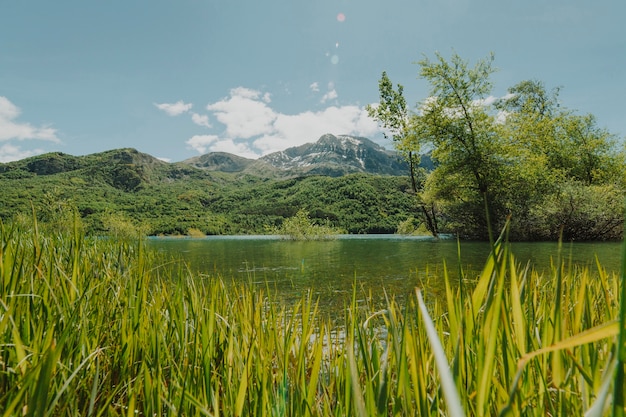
273;208;343;240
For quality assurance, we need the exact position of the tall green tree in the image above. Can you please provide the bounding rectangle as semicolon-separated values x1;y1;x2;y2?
410;52;507;238
494;80;565;237
367;72;439;236
376;53;625;240
497;80;626;239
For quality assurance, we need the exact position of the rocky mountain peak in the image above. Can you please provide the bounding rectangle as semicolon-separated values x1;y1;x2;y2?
253;134;406;177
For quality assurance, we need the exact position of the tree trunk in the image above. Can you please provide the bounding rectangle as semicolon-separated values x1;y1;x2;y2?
409;151;439;237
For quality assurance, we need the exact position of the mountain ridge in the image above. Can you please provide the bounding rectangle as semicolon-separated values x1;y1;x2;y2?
0;134;412;182
182;133;409;178
0;138;420;236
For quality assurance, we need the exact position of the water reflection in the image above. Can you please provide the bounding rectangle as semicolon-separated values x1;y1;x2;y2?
147;235;623;314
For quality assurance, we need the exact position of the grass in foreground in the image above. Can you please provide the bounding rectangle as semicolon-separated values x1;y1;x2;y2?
0;220;624;416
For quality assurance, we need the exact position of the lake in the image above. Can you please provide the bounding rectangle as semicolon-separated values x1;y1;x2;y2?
147;235;624;312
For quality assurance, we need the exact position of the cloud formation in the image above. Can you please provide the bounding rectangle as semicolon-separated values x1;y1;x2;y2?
191;113;211;128
182;87;382;157
320;89;338;104
186;134;219;154
0;97;59;142
0;143;45;163
0;96;60;162
154;100;193;116
207;88;277;139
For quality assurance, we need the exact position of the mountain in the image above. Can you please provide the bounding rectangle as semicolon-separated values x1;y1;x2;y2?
182;152;254;173
0;140;421;236
0;148;206;191
1;135;413;187
0;146;418;236
182;134;409;178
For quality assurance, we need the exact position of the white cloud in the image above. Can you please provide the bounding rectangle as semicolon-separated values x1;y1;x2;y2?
230;87;264;101
0;97;20;120
252;105;381;155
0;143;45;163
207;88;277;139
309;82;320;92
185;134;259;158
154;100;192;116
0;96;59;162
0;96;60;143
191;113;211;128
473;95;499;107
183;86;386;158
203;138;260;159
186;134;219;154
321;89;338;104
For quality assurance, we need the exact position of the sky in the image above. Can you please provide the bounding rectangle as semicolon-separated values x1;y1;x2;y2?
1;0;625;163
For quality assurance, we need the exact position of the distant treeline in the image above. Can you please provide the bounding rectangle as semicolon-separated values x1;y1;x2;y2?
0;159;419;236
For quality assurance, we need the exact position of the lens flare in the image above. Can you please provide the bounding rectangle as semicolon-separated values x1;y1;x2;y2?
336;13;346;22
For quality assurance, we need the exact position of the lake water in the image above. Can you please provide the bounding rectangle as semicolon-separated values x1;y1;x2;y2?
147;235;624;312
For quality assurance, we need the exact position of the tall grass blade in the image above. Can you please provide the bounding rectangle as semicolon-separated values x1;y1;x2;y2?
509;254;526;356
476;244;507;415
613;210;626;417
518;320;619;369
87;354;100;417
48;348;104;413
306;322;324;415
347;339;367;417
416;289;466;417
551;236;565;388
585;357;617;417
29;339;59;417
502;318;621;414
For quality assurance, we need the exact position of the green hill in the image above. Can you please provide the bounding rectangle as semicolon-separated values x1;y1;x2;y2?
0;148;418;235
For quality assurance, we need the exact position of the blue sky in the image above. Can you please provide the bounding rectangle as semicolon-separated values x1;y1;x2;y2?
1;0;624;162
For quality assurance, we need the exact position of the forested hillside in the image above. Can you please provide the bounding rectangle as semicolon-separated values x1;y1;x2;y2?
0;148;417;236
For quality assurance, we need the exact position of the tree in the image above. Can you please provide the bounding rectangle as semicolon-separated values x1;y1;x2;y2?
376;53;624;240
494;80;565;236
410;52;507;238
558;114;623;185
497;80;625;186
496;79;560;117
496;80;626;239
367;72;439;236
273;209;342;240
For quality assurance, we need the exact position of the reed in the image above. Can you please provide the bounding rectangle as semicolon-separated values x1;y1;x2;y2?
0;219;623;416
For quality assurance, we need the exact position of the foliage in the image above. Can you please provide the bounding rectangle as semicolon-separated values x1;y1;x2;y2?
0;150;418;236
186;227;206;238
521;181;625;241
396;216;418;234
101;211;150;240
367;72;439;236
0;218;624;415
371;53;626;240
396;216;430;235
271;208;343;240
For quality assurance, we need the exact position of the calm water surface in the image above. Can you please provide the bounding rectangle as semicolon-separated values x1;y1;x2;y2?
147;235;623;311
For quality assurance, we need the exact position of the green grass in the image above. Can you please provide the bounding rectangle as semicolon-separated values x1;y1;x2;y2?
0;219;624;416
